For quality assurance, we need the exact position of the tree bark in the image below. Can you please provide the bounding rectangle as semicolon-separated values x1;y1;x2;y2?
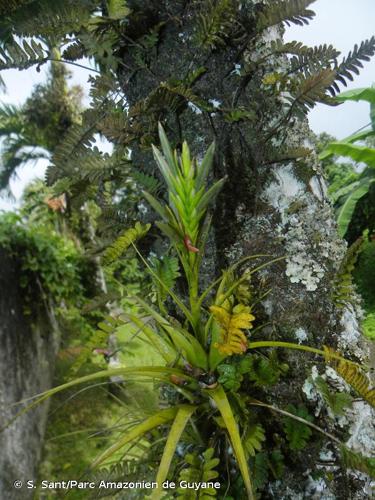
118;1;374;497
0;249;60;500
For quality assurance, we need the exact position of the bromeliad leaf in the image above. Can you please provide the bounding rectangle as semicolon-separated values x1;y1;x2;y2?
210;301;255;355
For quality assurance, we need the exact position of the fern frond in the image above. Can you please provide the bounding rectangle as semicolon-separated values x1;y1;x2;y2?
46;119;97;185
244;424;266;456
314;376;353;416
331;37;375;94
288;69;336;115
177;448;219;498
194;0;236;50
68;320;113;376
90;459;156;498
103;222;151;264
323;347;375;408
160;82;213;113
0;0;33;15
210;301;255;355
257;0;316;31
0;39;47;70
339;445;375;478
150;255;180;302
62;41;86;61
270;40;340;75
132;171;161;195
333;236;366;308
247;351;288;387
282;404;313;450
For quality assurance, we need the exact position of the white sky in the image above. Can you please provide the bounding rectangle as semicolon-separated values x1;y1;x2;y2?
1;0;375;210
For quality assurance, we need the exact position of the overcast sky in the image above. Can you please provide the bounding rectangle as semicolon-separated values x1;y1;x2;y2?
0;0;375;210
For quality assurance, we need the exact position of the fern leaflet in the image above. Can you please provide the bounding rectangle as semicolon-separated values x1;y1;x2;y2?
103;222;151;264
323;346;375;408
257;0;316;30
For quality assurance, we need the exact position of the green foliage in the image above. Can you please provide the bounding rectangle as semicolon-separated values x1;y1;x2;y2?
339;445;375;479
282;404;313;450
314;377;353;416
243;424;266;457
0;39;47;70
270;40;340;76
336;177;374;238
361;312;375;340
150;255;180;303
333;235;366;308
0;212;83;305
257;0;316;30
324;347;375;408
194;0;235;50
0;62;82;191
333;37;375;93
289;69;336;115
320;87;375;239
246;351;288;387
102;222;151;264
217;363;242;391
177;448;220;499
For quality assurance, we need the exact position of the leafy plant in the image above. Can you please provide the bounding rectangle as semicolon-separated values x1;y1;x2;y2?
6;128;375;500
177;448;220;499
320;86;375;238
282;404;313;450
314;376;353;416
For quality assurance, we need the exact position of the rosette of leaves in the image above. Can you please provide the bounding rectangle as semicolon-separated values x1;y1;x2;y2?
8;128;375;500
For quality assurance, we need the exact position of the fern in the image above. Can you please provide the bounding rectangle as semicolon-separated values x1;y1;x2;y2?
46;120;96;185
102;222;151;264
339;445;375;479
160;82;213;113
323;347;375;408
90;459;157;498
249;452;269;492
62;41;86;61
333;235;366;308
0;0;33;15
68;317;119;376
282;404;313;450
150;255;180;303
177;448;219;498
210;301;255;355
132;22;164;70
288;69;337;115
246;351;288;387
270;40;340;75
331;37;375;94
257;0;316;31
244;424;266;456
132;171;162;196
0;39;47;70
194;0;236;50
314;376;353;416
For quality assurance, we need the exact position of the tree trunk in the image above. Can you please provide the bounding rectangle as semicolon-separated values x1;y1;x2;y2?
119;1;374;497
0;249;60;500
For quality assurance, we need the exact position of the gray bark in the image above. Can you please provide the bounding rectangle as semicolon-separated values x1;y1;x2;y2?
119;1;374;498
0;248;60;500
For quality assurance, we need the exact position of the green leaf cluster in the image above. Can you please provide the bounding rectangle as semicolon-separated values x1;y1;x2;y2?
282;404;313;450
177;448;220;499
